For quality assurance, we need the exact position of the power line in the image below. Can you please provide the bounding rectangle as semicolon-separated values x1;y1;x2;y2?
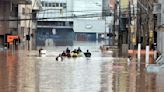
0;13;111;21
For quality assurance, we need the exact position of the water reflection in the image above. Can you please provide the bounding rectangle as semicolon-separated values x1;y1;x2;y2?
0;51;18;92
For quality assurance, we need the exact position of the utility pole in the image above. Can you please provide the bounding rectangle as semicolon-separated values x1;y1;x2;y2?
112;2;116;46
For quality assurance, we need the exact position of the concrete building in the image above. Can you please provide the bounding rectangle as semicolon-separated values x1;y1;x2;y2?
135;0;157;50
0;0;41;50
18;0;41;50
36;0;74;46
0;0;31;47
36;0;113;46
73;0;113;42
73;19;105;41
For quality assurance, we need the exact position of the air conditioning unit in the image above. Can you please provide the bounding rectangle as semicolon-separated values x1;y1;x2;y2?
153;3;161;14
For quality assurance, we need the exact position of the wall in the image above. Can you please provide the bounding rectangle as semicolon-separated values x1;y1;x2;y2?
36;28;74;46
0;2;10;35
73;19;105;33
18;4;33;50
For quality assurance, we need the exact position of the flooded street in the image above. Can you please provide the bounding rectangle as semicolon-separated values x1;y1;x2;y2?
0;42;164;92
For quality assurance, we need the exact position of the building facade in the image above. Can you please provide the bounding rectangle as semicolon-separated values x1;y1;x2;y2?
36;0;74;46
136;0;157;50
0;0;41;50
73;0;112;41
0;0;31;47
18;0;41;50
36;0;113;46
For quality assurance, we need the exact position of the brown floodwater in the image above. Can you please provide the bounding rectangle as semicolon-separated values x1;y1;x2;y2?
0;45;164;92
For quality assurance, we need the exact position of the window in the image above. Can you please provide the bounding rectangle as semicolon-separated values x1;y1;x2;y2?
52;3;56;7
22;8;25;14
60;3;63;7
41;1;45;6
56;3;59;7
45;3;48;7
49;3;52;7
63;3;66;8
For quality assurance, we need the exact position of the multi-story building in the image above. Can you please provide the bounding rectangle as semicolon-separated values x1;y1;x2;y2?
73;0;103;41
0;0;41;50
0;0;31;47
136;0;157;50
18;0;41;50
73;0;112;42
37;0;74;46
36;0;113;46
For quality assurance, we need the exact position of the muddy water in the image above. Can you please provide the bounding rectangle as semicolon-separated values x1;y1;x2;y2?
0;44;163;92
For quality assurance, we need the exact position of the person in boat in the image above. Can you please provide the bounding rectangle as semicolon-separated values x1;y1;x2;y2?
84;49;91;57
39;48;43;55
56;54;63;61
72;49;78;53
67;53;71;57
71;49;78;57
61;51;67;56
66;48;70;53
65;48;71;57
77;47;82;54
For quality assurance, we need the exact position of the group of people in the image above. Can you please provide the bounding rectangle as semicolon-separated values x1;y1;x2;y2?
38;47;91;61
56;47;91;61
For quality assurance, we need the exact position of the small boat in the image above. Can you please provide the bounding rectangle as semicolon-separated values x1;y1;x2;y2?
84;50;91;57
39;49;47;56
40;50;47;54
71;52;78;57
56;56;63;61
77;52;83;57
66;53;71;57
56;54;63;61
84;52;91;57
